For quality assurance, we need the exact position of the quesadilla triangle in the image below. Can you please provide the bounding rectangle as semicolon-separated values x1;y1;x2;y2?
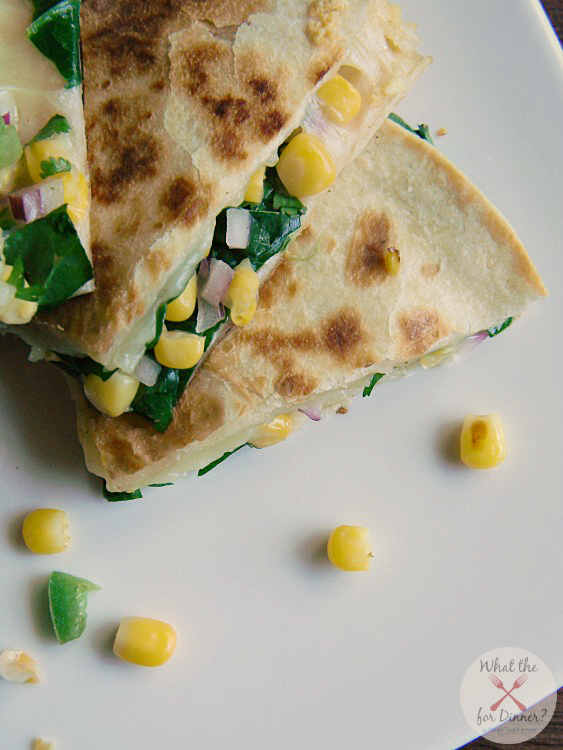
72;118;547;493
0;0;93;327
4;0;429;374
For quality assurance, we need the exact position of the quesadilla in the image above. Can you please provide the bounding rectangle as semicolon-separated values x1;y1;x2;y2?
0;0;92;325
1;0;429;378
70;119;547;493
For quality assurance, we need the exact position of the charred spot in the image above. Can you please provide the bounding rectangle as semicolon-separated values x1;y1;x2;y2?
398;309;448;358
91;133;159;204
258;109;287;140
312;63;332;84
101;79;111;89
106;436;145;474
101;97;123;118
346;210;394;288
211;129;248;162
323;309;363;361
248;76;277;102
201;95;251;125
275;372;318;397
180;42;225;96
84;31;159;78
160;177;198;221
151;78;166;91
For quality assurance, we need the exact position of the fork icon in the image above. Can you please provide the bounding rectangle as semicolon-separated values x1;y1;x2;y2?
489;674;528;712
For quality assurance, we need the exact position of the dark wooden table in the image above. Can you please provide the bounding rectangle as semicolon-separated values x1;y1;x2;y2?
463;8;561;749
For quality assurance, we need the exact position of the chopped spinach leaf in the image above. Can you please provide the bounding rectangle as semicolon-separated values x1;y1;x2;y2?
27;0;82;88
52;354;115;381
3;205;92;307
131;366;181;433
0;205;16;231
388;113;434;145
198;444;247;477
247;210;302;269
487;317;513;338
0;121;23;169
362;372;384;398
39;156;71;178
103;481;143;502
272;192;306;216
148;483;173;488
145;303;167;350
30;114;71;143
31;0;62;20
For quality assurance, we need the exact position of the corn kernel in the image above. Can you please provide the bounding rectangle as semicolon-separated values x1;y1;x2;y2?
154;329;205;369
33;740;55;750
460;414;506;469
0;650;40;683
276;133;336;199
0;264;39;324
165;273;197;322
0;164;17;194
327;525;372;572
83;370;140;418
22;509;70;554
317;74;362;126
61;169;89;225
249;413;294;448
113;617;176;667
384;247;400;276
224;262;260;327
244;165;266;203
25;138;68;183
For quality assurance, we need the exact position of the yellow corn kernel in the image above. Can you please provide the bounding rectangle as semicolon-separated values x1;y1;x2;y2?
1;264;38;324
327;525;372;572
0;650;41;683
249;413;294;448
276;133;336;199
384;247;400;276
460;414;507;469
33;740;55;750
22;509;70;554
25;138;68;183
83;370;140;418
317;74;362;126
225;262;259;327
61;168;89;225
113;617;176;667
0;164;17;195
154;329;205;369
244;165;266;203
165;273;197;322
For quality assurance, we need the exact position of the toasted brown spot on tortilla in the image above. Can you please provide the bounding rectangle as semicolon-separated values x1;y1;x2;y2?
346;210;394;287
258;109;288;140
247;76;278;102
151;78;166;91
398;309;449;358
202;95;251;125
106;436;145;475
288;281;299;297
147;248;172;283
211;129;248;162
160;177;209;225
323;308;363;360
275;371;319;397
174;389;226;444
421;263;441;278
178;41;227;96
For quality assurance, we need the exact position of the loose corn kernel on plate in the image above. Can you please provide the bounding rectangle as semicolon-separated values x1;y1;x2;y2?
0;2;562;749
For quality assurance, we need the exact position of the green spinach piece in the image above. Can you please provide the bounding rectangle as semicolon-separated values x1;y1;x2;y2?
103;481;143;502
52;354;115;381
39;156;71;178
198;444;248;477
30;114;71;143
272;192;306;216
247;210;302;269
362;373;384;398
0;206;17;230
145;303;167;350
31;0;62;20
131;366;181;433
27;0;82;88
487;317;513;338
388;113;434;145
0;121;23;169
3;205;92;307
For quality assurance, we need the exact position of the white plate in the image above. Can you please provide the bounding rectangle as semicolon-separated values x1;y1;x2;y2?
1;2;562;748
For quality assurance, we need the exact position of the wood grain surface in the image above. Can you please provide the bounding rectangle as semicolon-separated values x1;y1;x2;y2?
462;1;561;747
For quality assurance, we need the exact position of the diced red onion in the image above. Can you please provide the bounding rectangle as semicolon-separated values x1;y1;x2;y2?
456;331;488;358
226;208;252;249
196;297;225;334
135;355;161;387
299;405;322;421
2;112;10;125
199;258;234;307
0;91;17;129
9;178;64;222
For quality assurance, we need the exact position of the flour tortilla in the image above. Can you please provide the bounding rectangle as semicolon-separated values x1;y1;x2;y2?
72;119;546;492
11;0;429;373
